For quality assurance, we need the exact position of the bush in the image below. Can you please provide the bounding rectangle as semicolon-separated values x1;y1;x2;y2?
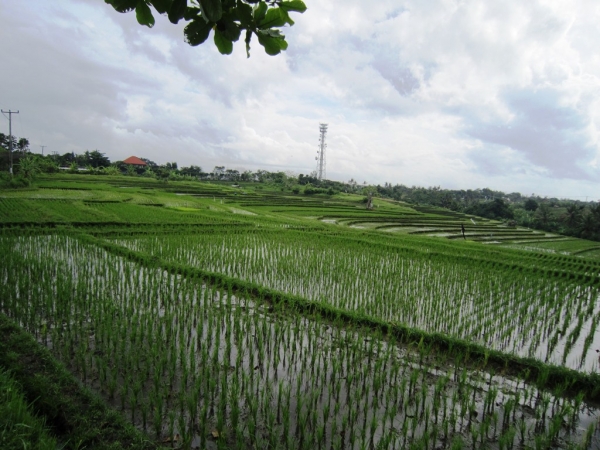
0;172;30;188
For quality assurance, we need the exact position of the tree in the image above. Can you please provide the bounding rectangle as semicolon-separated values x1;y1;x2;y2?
17;155;41;183
104;0;307;56
465;198;513;221
224;168;239;181
362;186;377;210
524;198;538;212
534;202;552;229
141;157;158;167
58;152;76;166
17;138;30;155
104;165;121;175
562;204;584;230
212;166;225;179
180;165;203;177
142;166;156;177
88;150;111;168
589;203;600;224
0;133;16;152
38;156;59;174
580;213;597;240
162;162;178;171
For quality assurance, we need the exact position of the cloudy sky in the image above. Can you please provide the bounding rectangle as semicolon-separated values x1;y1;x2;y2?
1;1;600;199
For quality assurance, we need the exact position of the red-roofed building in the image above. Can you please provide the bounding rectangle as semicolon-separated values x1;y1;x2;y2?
123;156;147;166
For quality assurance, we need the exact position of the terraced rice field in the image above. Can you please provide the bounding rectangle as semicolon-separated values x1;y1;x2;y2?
1;174;599;449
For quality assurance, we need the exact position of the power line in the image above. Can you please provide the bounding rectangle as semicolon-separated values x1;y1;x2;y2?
1;109;19;175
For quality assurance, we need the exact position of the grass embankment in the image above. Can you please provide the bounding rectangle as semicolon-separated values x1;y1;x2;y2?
0;313;161;450
0;367;57;449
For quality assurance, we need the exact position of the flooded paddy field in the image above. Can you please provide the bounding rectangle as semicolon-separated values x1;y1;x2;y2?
1;235;599;449
116;232;600;373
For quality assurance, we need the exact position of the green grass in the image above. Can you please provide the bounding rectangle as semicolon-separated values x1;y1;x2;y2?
0;367;57;450
503;238;600;254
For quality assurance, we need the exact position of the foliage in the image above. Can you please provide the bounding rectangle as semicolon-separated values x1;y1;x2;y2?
49;150;111;168
524;198;538;211
0;368;57;450
533;202;554;230
104;165;121;175
465;198;514;221
0;133;25;154
179;164;203;177
104;0;307;56
562;204;584;230
0;172;30;189
17;155;42;183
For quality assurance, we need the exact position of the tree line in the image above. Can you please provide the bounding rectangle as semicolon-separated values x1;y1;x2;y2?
373;183;600;242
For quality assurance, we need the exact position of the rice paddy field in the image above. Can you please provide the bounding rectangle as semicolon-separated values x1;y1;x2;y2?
1;174;600;449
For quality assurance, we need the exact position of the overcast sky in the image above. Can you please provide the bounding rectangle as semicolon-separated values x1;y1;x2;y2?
1;1;600;199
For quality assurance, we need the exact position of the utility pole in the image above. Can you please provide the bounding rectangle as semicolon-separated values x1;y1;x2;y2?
1;109;19;175
40;145;46;156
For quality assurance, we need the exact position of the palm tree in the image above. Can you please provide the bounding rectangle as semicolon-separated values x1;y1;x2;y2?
580;213;596;239
562;204;584;229
534;203;552;229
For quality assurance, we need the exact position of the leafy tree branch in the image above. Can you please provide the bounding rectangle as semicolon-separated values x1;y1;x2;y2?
104;0;307;56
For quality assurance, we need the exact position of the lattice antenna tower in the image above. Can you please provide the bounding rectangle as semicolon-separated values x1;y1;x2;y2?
316;123;328;180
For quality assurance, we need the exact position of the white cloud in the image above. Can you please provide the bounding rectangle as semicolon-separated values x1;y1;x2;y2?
1;0;600;198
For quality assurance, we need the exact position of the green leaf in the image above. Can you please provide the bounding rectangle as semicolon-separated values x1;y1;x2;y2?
184;6;201;20
149;0;171;14
280;0;307;13
262;28;285;38
136;0;155;27
256;30;287;55
105;0;137;13
217;18;241;42
168;0;187;23
253;2;267;23
184;18;213;46
280;9;294;26
235;2;253;26
214;29;233;54
199;0;223;22
259;8;286;29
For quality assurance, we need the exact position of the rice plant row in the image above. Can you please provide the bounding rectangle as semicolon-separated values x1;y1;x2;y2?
0;235;598;449
115;231;600;372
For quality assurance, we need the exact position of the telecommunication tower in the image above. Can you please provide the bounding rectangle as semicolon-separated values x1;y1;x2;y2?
315;123;328;180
